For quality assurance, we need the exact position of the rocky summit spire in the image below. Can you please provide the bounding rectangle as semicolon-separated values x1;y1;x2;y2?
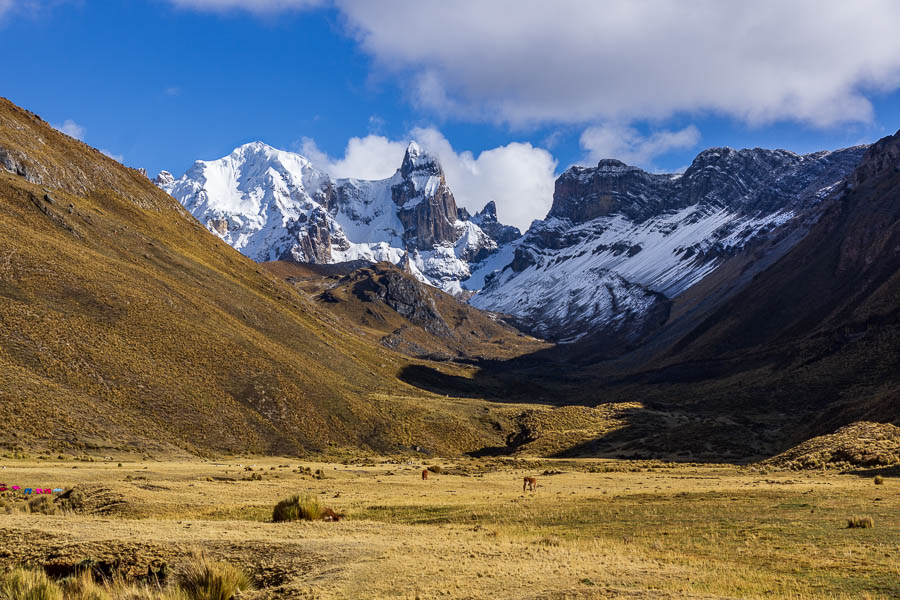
392;141;458;250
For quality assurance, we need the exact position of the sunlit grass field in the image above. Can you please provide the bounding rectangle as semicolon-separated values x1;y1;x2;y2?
0;456;895;599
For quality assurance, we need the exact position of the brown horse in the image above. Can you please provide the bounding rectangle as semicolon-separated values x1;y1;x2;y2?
523;477;537;491
422;469;429;480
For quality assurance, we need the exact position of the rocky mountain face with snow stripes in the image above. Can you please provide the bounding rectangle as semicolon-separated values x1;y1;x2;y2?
156;141;518;295
157;140;867;352
469;145;867;345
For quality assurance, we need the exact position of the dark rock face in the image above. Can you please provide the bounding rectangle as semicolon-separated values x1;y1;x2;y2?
348;265;452;338
391;144;459;250
550;159;672;223
286;206;343;264
471;201;522;245
549;147;868;225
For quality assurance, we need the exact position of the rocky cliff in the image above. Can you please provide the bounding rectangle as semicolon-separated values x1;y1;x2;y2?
471;145;867;347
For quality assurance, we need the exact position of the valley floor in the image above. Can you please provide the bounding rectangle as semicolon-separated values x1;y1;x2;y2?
0;457;896;599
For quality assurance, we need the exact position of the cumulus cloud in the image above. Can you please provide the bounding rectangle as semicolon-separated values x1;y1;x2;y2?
52;119;86;140
303;130;557;230
300;135;406;180
167;0;322;14
580;124;701;170
337;0;900;127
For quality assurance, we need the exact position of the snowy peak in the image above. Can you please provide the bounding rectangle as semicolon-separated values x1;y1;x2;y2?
156;141;520;296
400;141;441;178
153;170;174;186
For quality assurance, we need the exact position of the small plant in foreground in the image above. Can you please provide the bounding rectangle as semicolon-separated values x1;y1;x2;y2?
874;475;884;485
0;567;63;600
847;516;874;529
272;494;323;522
177;551;253;600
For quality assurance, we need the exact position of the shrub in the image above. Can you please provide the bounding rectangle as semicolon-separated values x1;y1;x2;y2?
426;465;442;474
26;496;57;516
272;494;322;522
177;552;253;600
847;516;874;529
60;570;110;600
0;567;63;600
874;475;884;485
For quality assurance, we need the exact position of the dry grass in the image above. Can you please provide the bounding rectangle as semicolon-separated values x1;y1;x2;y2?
0;457;897;599
0;568;62;600
847;515;875;529
272;494;322;522
176;552;253;600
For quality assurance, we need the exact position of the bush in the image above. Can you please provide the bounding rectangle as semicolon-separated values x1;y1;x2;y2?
426;465;442;474
60;570;110;600
177;552;253;600
26;496;57;516
847;516;874;529
0;567;63;600
874;475;884;485
272;494;322;522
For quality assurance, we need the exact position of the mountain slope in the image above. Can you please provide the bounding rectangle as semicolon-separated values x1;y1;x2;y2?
648;130;900;428
0;97;522;457
264;260;549;361
471;147;866;347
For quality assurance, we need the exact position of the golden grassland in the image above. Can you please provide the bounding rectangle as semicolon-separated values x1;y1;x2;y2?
0;456;896;599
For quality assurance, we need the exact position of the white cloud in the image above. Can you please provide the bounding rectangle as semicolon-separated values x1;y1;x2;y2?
302;130;557;231
300;135;406;180
100;149;124;163
580;124;701;170
164;86;181;96
52;119;85;140
167;0;322;14
336;0;900;127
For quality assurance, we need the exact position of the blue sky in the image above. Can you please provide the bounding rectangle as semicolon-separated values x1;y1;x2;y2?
3;1;900;229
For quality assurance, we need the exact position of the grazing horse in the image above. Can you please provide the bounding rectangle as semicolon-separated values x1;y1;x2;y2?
422;469;429;480
321;507;344;522
523;477;537;492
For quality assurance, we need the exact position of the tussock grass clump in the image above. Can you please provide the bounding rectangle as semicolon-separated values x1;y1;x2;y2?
60;570;111;600
272;494;323;522
177;552;253;600
60;569;188;600
426;465;442;474
0;567;63;600
26;496;57;516
847;516;874;529
874;475;884;485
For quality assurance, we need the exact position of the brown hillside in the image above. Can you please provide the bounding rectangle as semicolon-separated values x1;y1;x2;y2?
264;260;548;361
0;98;533;457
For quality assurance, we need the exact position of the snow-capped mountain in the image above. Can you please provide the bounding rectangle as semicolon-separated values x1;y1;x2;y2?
157;141;519;294
470;146;867;344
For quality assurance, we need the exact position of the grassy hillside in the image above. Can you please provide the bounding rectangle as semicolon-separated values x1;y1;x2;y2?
264;260;549;361
0;98;536;457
